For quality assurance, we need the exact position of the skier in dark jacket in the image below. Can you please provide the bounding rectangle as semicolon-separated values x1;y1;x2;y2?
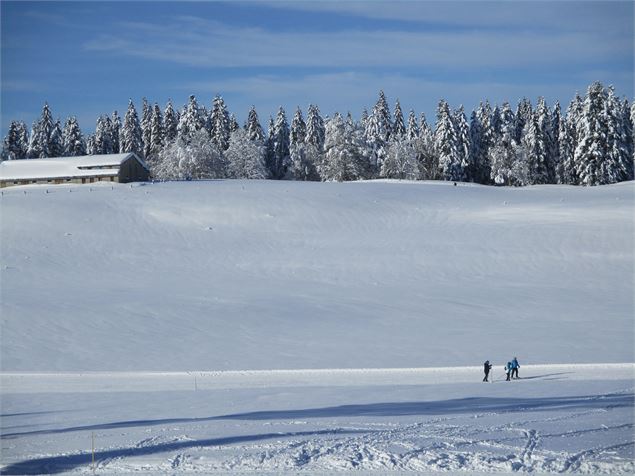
511;357;520;379
483;360;493;382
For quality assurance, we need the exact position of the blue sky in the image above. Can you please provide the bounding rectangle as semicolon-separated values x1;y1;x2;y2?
1;0;633;135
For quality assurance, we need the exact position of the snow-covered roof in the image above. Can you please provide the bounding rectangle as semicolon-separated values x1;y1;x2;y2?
0;153;148;180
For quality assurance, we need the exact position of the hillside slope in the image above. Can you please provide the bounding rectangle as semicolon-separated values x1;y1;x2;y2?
1;180;633;371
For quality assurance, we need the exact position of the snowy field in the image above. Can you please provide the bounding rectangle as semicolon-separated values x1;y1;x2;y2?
1;179;634;473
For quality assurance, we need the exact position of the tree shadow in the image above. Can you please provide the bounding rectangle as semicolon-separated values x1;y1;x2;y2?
0;428;366;475
2;392;631;441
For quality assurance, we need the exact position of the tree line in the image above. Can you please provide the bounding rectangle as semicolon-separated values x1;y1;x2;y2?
2;81;633;186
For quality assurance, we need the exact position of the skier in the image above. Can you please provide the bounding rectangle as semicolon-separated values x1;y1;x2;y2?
511;357;520;379
483;360;493;382
505;361;512;381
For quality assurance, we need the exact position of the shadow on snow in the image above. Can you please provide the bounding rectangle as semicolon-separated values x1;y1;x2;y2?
1;392;632;474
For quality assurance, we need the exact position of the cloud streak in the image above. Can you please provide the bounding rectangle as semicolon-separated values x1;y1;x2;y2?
83;14;630;71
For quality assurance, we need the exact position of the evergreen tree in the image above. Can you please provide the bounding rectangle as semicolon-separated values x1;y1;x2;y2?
489;107;525;186
290;107;306;146
514;97;533;144
406;110;419;141
210;95;230;151
392;99;406;138
468;103;493;183
2;121;29;160
111;111;121;154
603;86;633;183
245;106;265;142
141;98;152;158
574;82;610;185
560;94;583;184
360;108;369;130
305;104;325;150
177;95;206;143
85;134;97;155
62;117;86;157
435;100;462;181
523;105;552;185
163;100;178;145
120;99;144;157
27;103;55;158
265;115;276;177
365;90;392;173
148;103;164;162
49;120;64;157
268;106;291;179
490;105;502;142
229;114;240;133
453;105;471;180
550;102;562;183
94;115;114;154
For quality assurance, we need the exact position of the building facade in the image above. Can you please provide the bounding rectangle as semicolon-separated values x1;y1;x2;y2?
0;153;150;188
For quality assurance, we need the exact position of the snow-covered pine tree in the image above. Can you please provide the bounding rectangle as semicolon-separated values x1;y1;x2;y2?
290;107;306;146
49;120;64;157
226;128;268;179
522;102;553;185
111;111;121;154
62;116;86;157
289;107;317;180
141;98;152;158
435;100;462;181
603;86;633;183
364;90;392;174
392;99;406;138
453;105;471;180
270;107;291;179
245;106;265;142
120;99;144;157
560;94;583;184
489;105;524;186
360;108;369;130
177;95;206;143
163;100;178;145
574;82;609;186
468;102;493;183
2;121;29;160
94;115;114;155
531;97;555;184
305;104;325;151
229;114;240;133
85;134;97;155
265;115;276;177
514;97;533;144
148;103;164;162
407;110;419;141
210;95;230;151
27;103;55;158
490;105;502;142
550;102;563;183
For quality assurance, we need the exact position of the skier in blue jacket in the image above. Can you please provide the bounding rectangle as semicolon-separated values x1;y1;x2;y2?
511;357;520;379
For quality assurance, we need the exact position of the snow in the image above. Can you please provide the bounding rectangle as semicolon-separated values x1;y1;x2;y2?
1;179;633;473
0;153;146;180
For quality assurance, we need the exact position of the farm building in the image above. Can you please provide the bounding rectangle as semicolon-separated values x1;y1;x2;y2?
0;153;149;188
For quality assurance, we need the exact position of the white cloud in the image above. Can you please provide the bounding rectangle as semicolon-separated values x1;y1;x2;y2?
83;14;630;70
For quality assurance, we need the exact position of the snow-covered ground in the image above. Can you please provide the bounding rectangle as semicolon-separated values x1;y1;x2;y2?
1;179;633;473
